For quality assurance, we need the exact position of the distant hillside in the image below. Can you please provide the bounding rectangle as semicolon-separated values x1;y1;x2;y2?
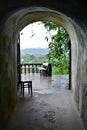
21;48;49;55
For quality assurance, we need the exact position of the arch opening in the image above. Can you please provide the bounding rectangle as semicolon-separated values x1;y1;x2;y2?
18;20;70;91
14;7;79;95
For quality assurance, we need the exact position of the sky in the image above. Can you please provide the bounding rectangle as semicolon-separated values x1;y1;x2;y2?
20;21;51;49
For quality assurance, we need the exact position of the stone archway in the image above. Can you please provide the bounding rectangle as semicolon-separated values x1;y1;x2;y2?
0;7;87;128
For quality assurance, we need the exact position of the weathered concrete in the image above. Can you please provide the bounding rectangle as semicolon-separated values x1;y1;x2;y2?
4;91;83;130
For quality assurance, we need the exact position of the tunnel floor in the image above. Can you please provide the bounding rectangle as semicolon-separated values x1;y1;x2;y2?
4;74;83;130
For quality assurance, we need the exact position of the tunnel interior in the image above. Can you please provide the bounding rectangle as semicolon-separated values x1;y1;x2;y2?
0;7;87;129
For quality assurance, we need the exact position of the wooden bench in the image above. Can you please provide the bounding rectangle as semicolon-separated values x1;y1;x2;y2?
39;63;49;76
20;80;32;96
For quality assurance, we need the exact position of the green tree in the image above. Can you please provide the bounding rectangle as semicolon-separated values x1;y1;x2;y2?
21;53;48;64
43;21;70;74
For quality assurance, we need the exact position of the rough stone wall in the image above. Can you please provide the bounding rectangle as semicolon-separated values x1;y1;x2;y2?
81;59;87;129
0;18;18;129
71;23;87;129
74;24;87;129
68;19;87;129
81;49;87;129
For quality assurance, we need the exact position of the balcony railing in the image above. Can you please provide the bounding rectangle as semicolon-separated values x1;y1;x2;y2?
18;63;42;74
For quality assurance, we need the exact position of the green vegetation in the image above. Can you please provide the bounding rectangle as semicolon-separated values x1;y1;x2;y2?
43;21;70;74
21;53;48;64
20;21;70;75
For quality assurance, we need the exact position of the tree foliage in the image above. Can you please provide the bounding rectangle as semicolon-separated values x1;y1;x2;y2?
43;21;70;74
21;54;48;64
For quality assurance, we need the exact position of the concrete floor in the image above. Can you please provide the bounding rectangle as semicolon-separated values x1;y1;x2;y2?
4;74;83;130
21;73;69;93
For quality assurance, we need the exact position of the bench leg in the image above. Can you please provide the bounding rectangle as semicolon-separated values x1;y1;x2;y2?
21;82;23;95
31;81;32;95
22;83;24;97
28;81;32;96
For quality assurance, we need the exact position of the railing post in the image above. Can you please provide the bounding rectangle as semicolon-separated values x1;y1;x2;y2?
28;65;30;73
24;64;26;74
32;64;34;73
36;65;38;73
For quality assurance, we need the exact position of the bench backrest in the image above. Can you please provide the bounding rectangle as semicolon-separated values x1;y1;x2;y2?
43;63;48;69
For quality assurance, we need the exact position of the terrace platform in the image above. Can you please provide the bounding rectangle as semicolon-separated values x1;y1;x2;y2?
20;73;69;95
